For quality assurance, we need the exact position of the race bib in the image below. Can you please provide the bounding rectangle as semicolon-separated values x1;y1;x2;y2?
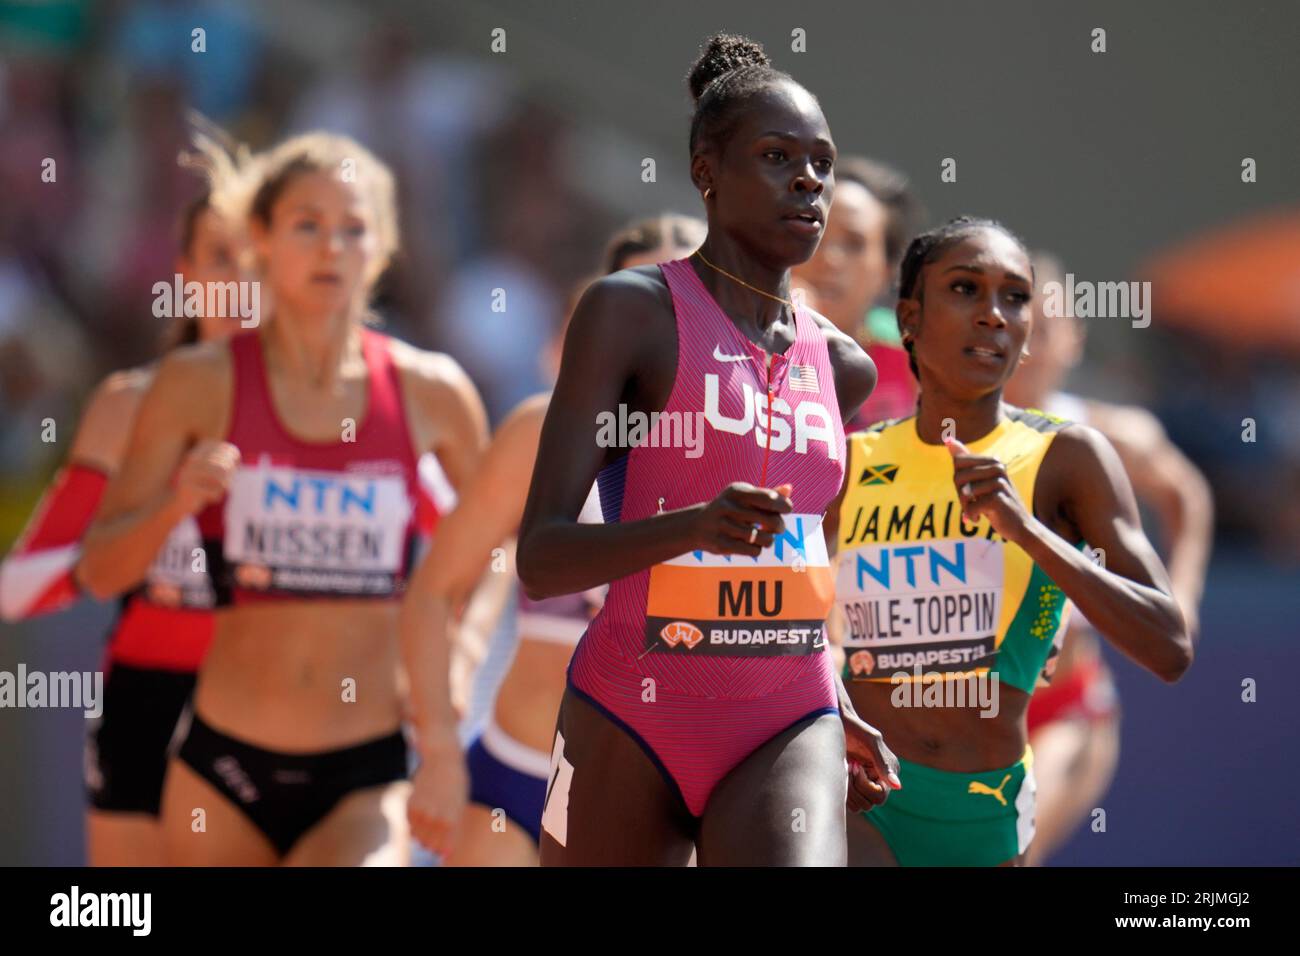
223;461;412;596
144;516;215;609
644;513;834;657
838;537;1003;680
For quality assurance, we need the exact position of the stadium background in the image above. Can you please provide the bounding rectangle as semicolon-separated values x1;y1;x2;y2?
0;0;1296;864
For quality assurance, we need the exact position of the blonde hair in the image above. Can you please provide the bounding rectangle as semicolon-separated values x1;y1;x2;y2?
189;124;400;291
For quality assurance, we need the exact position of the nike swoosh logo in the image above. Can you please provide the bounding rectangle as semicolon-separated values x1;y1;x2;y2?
713;345;752;363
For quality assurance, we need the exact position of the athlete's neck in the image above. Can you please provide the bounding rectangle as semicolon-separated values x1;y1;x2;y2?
914;388;1006;445
262;304;361;390
693;237;791;331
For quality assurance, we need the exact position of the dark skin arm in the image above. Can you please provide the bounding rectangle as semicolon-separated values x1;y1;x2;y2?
838;662;900;806
949;423;1192;683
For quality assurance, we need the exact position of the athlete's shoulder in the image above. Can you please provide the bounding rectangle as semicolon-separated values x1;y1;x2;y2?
563;265;675;359
384;333;487;435
803;305;856;352
1039;419;1122;484
88;365;155;417
582;264;673;315
1036;420;1139;534
69;365;158;471
135;340;230;414
155;336;233;383
143;339;235;439
846;415;915;468
384;332;471;389
485;391;551;472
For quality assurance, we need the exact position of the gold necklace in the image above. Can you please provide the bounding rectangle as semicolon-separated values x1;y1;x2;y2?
693;249;793;308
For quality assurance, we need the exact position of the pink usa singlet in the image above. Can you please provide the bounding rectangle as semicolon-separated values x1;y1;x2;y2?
567;257;846;815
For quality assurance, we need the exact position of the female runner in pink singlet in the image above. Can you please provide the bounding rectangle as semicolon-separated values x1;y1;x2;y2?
518;34;901;866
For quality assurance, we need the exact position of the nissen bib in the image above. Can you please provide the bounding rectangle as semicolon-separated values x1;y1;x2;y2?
835;409;1076;694
199;329;445;604
223;459;412;596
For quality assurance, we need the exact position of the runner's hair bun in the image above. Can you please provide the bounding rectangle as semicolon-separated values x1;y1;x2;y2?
686;33;771;103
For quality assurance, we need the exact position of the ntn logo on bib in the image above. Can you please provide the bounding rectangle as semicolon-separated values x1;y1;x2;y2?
223;461;413;591
645;513;834;657
837;538;1003;680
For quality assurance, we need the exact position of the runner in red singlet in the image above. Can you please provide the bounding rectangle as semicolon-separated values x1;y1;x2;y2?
81;131;485;865
518;34;900;867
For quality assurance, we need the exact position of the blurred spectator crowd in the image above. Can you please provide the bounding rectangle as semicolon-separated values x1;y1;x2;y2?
1;0;1297;561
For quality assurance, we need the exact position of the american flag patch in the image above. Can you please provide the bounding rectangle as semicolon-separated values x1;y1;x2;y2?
789;364;819;392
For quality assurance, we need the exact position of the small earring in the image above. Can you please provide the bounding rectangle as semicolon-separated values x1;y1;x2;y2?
1019;349;1031;363
703;187;713;201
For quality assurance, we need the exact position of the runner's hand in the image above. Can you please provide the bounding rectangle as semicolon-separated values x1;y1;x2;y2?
945;438;1031;543
844;711;901;812
172;440;240;514
408;730;468;858
688;482;793;557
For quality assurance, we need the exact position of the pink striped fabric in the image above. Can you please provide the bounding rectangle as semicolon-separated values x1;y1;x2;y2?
568;257;846;815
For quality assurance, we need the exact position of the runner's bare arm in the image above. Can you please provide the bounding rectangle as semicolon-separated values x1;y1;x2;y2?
450;397;550;696
80;346;231;599
400;393;542;728
396;348;490;747
0;371;149;620
67;369;152;474
450;560;512;712
399;346;490;493
1029;425;1192;681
